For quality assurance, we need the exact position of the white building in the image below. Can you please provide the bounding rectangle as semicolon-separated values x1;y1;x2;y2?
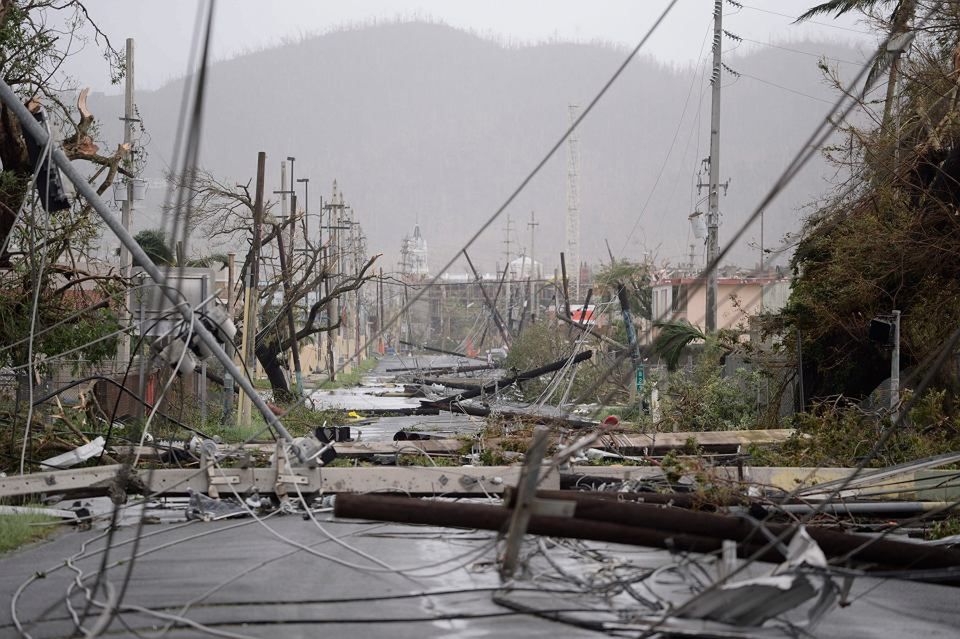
508;255;542;280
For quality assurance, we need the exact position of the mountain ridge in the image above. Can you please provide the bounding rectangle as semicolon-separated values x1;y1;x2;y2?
87;20;862;274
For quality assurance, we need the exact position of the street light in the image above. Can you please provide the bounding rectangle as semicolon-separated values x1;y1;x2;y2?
297;177;309;214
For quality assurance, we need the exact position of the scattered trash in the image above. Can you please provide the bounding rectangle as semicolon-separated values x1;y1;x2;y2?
41;436;105;469
185;489;248;522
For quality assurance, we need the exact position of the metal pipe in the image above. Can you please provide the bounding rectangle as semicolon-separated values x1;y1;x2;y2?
0;79;295;446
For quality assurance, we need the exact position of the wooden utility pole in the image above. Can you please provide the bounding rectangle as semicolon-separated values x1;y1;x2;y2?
528;210;539;322
322;183;348;379
223;252;236;425
118;37;135;365
377;267;384;353
274;223;302;398
239;151;265;426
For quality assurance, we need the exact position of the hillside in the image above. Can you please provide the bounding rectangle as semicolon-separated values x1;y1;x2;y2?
87;21;864;274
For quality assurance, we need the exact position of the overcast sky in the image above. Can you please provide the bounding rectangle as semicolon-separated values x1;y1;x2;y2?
66;0;875;93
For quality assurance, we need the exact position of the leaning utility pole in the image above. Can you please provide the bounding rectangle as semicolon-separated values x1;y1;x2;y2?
503;214;513;332
239;152;266;426
118;37;135;364
705;0;723;333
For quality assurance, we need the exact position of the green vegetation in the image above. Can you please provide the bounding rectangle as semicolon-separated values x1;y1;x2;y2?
0;511;57;554
654;341;769;432
776;7;960;404
927;517;960;541
504;322;629;404
133;228;228;267
396;453;461;467
319;358;378;389
592;258;652;320
0;2;128;373
750;390;960;468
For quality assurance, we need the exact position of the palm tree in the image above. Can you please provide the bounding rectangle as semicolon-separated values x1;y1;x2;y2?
133;229;174;266
133;228;227;268
652;320;707;371
798;0;914;128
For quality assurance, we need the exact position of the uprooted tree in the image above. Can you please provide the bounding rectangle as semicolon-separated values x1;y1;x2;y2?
171;169;379;401
0;1;135;375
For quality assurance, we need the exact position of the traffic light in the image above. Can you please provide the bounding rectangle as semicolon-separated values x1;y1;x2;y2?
869;317;894;346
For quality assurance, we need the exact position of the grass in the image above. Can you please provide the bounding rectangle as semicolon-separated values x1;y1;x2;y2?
397;453;461;467
319;358;378;389
0;511;58;554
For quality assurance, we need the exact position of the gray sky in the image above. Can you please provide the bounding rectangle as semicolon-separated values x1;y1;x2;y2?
67;0;874;93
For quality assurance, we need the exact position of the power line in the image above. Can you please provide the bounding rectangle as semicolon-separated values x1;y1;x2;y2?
618;17;714;255
333;0;682;379
738;70;836;104
734;34;865;65
737;2;875;35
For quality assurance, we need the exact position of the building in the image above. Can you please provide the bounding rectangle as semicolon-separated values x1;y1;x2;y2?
650;274;790;332
399;224;429;277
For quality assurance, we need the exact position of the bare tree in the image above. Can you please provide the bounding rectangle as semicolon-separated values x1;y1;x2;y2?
170;169;379;400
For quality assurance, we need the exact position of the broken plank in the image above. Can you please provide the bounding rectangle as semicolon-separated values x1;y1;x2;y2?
601;428;795;453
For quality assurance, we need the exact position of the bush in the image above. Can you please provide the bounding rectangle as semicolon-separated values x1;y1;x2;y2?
655;341;767;432
749;390;960;468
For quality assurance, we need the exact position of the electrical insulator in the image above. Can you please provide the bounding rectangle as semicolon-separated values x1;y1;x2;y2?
158;337;197;376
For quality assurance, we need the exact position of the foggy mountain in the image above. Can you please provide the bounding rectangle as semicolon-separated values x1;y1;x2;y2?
88;21;864;275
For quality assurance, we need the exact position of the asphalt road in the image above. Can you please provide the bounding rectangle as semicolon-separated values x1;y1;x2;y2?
0;512;606;638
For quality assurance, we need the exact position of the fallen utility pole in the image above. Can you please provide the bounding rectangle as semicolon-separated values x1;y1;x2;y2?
334;493;781;562
334;493;960;576
418;379;484;391
463;250;511;346
0;465;560;500
429;399;600;429
512;488;742;511
504;490;960;573
425;350;593;405
399;340;481;360
385;363;497;374
557;312;625;349
0;82;295;446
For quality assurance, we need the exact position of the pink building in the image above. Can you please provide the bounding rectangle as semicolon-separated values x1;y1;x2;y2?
650;276;789;332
